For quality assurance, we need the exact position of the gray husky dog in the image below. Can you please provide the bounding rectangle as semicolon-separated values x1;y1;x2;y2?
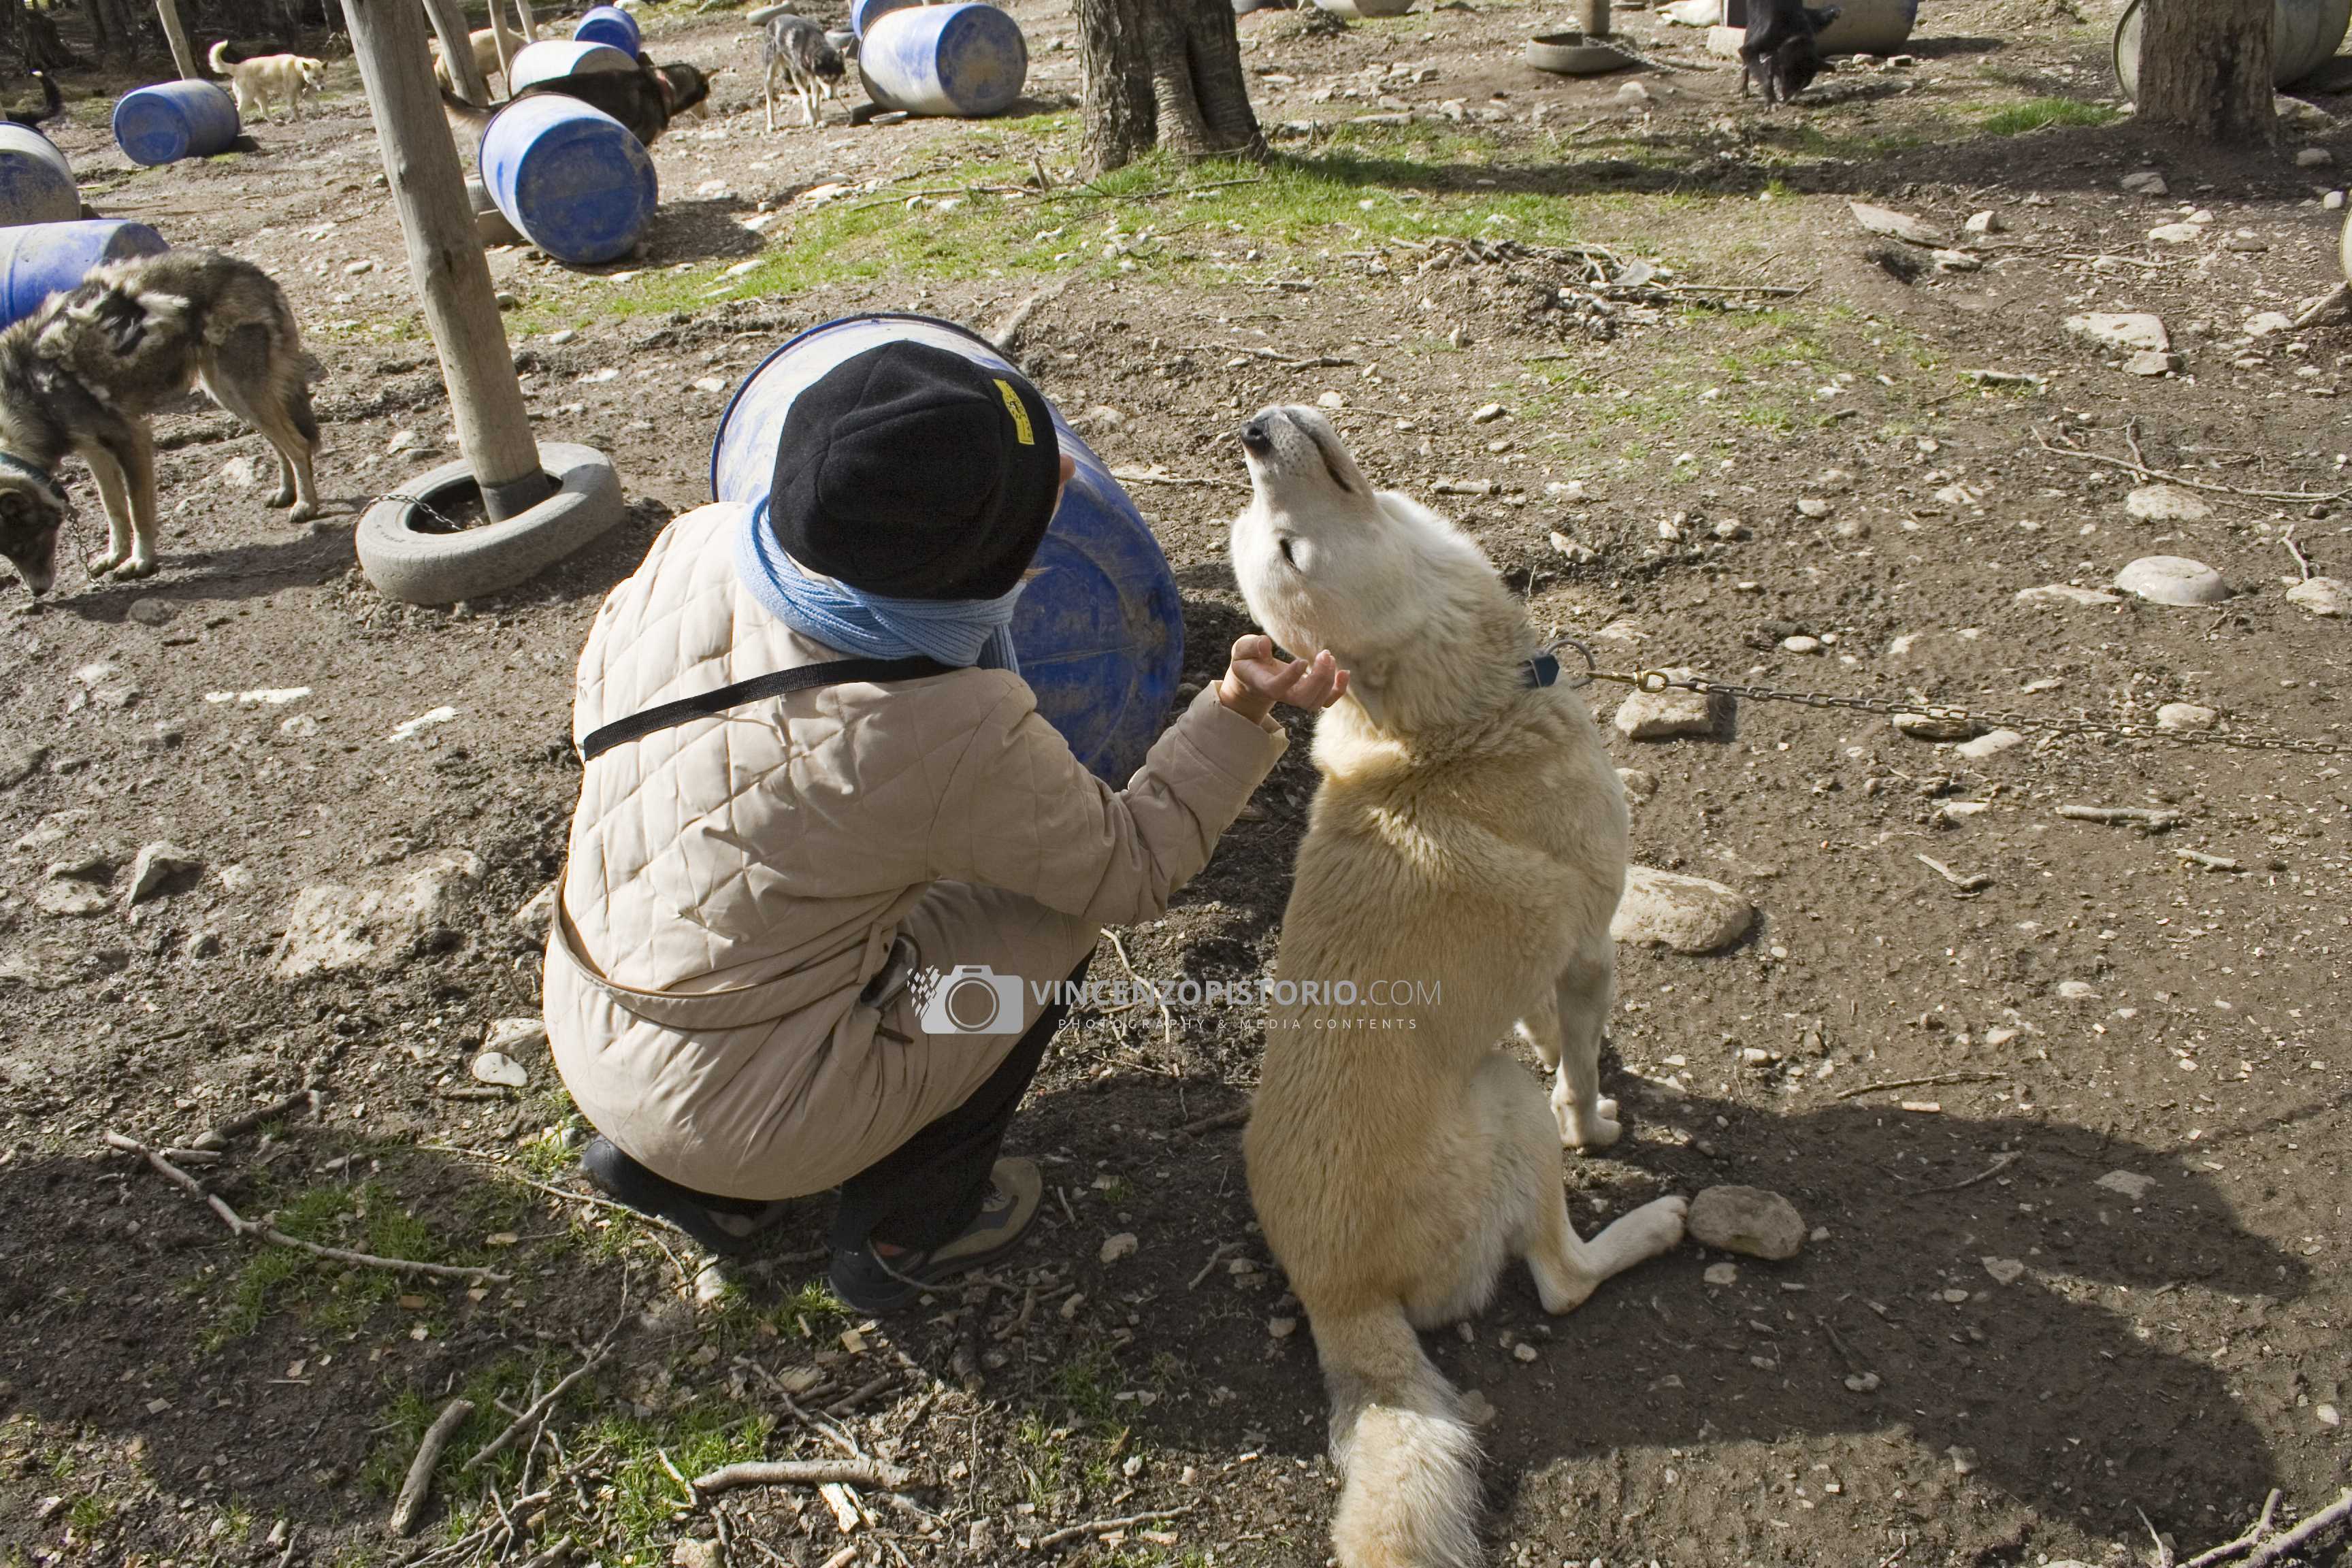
759;12;845;129
0;250;321;595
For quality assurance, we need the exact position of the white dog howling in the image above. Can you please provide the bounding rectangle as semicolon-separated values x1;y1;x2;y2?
208;41;326;122
1232;406;1687;1568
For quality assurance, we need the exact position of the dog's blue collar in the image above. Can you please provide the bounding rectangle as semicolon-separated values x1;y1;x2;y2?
0;450;58;491
1520;652;1562;688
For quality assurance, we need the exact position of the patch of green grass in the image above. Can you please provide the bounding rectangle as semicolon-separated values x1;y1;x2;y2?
1010;1411;1067;1511
361;1355;541;1499
1052;1341;1123;1428
769;1279;851;1337
211;1181;472;1345
65;1495;110;1535
587;1409;772;1546
1980;98;2119;135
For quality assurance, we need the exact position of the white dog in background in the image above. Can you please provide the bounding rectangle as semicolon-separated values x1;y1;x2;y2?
208;41;327;122
1232;405;1688;1568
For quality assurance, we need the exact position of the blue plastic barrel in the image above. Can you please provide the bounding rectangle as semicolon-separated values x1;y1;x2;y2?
0;218;168;328
574;4;642;55
0;126;78;227
506;38;637;91
850;0;921;35
112;80;240;167
711;314;1183;783
858;3;1028;117
478;95;657;267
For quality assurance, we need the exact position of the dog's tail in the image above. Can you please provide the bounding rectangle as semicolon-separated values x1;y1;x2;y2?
1317;1305;1482;1568
440;84;495;134
206;39;231;76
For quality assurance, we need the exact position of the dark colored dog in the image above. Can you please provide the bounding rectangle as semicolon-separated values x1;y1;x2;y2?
0;251;321;593
443;56;712;149
4;71;61;130
1740;0;1840;104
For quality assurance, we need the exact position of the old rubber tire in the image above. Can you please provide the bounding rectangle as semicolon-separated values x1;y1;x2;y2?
356;442;623;606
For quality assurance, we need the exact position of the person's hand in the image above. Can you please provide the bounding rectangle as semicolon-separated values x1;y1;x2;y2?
1216;634;1349;724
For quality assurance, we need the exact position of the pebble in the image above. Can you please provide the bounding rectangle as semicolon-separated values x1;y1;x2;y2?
1458;1390;1497;1425
1702;1262;1739;1286
673;1539;723;1568
127;841;201;904
2064;311;2170;354
2332;191;2349;211
2124;483;2212;523
1100;1232;1139;1264
1844;1371;1881;1392
2244;310;2296;337
1616;80;1651;104
513;881;558;941
1848;201;1943;246
1980;1256;2026;1285
2317;1403;2341;1428
1781;634;1823;654
1267;1316;1298;1339
2297;146;2334;167
1616;768;1658;802
470;1051;529;1088
1963;210;2002;234
2120;170;2169;196
485;1017;548;1054
2125;350;2181;377
2094;1169;2155;1200
35;879;108;917
2114;555;2228;606
126;598;174;627
1892;711;1984;742
2285;576;2349;617
1613;671;1725;740
1795;497;1832;518
1548;530;1597;564
1688;1186;1805;1260
216;455;259;490
2156;702;2217;732
1468;402;1507;424
2056;979;2099;1000
2015;583;2122;608
1512;1342;1539;1362
1611;866;1755;953
1955;728;2025;760
2147;222;2203;244
273;850;483;981
1931;248;1981;274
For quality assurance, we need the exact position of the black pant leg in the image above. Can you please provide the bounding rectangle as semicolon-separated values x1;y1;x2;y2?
831;953;1092;1253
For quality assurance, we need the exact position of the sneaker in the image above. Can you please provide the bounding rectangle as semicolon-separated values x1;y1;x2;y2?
828;1157;1042;1313
578;1136;794;1258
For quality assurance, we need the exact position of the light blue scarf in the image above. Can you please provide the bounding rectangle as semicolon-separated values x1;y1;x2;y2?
735;499;1024;673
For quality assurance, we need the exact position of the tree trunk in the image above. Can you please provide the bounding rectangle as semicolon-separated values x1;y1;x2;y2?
2137;0;2274;144
155;0;199;78
420;0;487;103
1077;0;1263;175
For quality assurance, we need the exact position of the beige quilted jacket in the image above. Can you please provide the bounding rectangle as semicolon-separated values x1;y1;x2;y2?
546;503;1287;1199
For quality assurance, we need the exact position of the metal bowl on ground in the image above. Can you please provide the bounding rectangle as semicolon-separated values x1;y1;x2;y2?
1526;31;1634;74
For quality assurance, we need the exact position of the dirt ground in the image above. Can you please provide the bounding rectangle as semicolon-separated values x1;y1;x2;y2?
3;0;2350;1564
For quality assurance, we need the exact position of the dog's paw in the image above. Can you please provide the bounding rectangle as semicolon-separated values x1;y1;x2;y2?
86;549;128;576
1618;1194;1688;1258
118;552;158;580
285;499;317;523
1553;1084;1622;1152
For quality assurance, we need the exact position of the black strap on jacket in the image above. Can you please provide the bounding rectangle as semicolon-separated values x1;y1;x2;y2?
578;655;953;762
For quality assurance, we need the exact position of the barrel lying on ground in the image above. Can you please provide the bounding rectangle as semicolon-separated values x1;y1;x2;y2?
478;95;657;267
710;314;1183;781
112;80;241;166
0;218;169;329
858;2;1028;118
0;125;80;227
505;39;637;92
574;4;642;54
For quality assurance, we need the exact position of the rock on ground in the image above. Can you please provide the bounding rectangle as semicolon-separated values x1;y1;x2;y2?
2115;555;2227;606
1688;1186;1806;1260
2016;583;2121;608
2286;576;2349;617
1955;728;2025;760
1893;711;1984;742
1614;670;1731;740
2065;312;2169;354
512;881;559;942
2157;702;2218;732
127;842;201;904
2124;483;2214;523
273;850;483;981
1612;866;1754;953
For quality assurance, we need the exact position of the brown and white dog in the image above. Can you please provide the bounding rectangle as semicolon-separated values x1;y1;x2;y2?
1231;406;1687;1568
0;251;321;594
209;40;327;121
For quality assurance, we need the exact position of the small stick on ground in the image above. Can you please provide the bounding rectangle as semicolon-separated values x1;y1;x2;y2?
1104;930;1172;1045
2034;427;2347;505
693;1458;915;1496
1180;341;1360;369
1188;1241;1237;1290
1915;855;1992;893
464;1349;609;1471
2280;526;2315;584
1915;1150;2021;1194
2183;1488;2282;1568
2242;1489;2352;1567
2292;282;2349;329
1179;1105;1249;1138
2176;849;2243;872
989;274;1076;355
1832;1071;2006;1102
387;1397;474;1537
1030;1505;1196;1550
104;1132;508;1285
659;1448;699;1507
2057;804;2184;831
193;1088;321;1151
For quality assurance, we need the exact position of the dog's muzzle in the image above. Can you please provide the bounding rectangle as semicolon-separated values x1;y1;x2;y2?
1239;419;1274;456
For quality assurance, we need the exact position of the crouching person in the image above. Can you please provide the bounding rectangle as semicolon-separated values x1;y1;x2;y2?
545;341;1346;1312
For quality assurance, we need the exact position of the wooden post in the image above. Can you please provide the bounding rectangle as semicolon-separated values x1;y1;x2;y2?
420;0;488;105
340;0;552;520
156;0;201;79
1576;0;1610;38
514;0;538;44
487;0;517;84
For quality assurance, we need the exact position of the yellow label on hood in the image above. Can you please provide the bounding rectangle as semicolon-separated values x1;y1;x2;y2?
993;378;1036;446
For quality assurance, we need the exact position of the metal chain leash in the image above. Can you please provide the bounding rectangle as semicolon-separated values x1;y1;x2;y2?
378;493;471;533
1548;641;2351;757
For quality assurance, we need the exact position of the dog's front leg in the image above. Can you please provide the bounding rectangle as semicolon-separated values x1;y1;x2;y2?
80;444;153;578
1531;956;1620;1150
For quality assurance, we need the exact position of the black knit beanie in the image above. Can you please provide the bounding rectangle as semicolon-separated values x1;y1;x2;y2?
767;340;1062;601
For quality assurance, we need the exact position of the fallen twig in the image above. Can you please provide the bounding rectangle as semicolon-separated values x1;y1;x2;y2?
1832;1071;2008;1102
1030;1505;1196;1550
693;1458;914;1495
1107;464;1251;491
1915;1151;2021;1194
1178;1105;1249;1137
2175;848;2243;872
193;1088;321;1150
2242;1488;2352;1567
1915;854;1992;893
2185;1489;2283;1568
2058;804;2184;831
990;275;1077;355
387;1398;474;1537
103;1132;508;1285
464;1348;608;1470
2034;427;2347;504
1188;1241;1237;1289
1181;341;1359;369
2281;525;2315;584
1103;930;1172;1045
2292;282;2349;329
